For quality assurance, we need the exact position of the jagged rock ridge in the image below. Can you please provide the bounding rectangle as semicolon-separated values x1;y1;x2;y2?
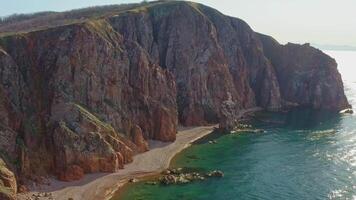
0;1;349;198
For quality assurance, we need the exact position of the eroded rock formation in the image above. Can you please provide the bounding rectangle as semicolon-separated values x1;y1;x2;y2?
0;158;17;200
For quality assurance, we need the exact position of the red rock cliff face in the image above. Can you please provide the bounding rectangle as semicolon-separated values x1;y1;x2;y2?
109;3;241;126
0;19;177;182
0;0;349;192
105;1;348;127
107;2;287;127
258;34;349;111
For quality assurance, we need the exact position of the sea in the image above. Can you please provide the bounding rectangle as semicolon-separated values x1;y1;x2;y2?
113;50;356;200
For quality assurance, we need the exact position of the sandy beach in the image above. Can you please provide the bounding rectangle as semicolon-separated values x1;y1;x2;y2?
19;125;217;200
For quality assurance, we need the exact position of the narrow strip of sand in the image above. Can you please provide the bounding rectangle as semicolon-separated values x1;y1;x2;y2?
19;125;217;200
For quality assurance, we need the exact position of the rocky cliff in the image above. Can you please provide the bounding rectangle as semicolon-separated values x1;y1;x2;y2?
258;34;349;111
0;1;349;198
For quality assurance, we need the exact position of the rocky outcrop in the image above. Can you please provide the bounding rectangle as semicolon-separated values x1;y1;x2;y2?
52;103;136;180
0;158;17;200
131;125;149;153
258;34;349;111
0;0;350;194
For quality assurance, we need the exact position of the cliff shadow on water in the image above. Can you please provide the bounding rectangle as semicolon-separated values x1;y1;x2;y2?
254;108;343;129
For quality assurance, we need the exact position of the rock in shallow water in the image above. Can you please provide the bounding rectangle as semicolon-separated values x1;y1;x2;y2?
145;181;158;185
158;168;223;185
206;170;224;177
339;108;353;114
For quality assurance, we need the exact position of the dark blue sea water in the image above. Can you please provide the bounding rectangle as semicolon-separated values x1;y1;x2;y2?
114;50;356;200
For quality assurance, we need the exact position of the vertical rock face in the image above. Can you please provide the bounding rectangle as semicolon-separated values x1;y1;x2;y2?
198;7;283;111
107;2;287;127
0;48;21;163
258;34;350;110
0;0;350;191
109;3;240;126
0;19;177;182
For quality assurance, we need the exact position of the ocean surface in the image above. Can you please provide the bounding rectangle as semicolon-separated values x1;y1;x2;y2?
113;50;356;200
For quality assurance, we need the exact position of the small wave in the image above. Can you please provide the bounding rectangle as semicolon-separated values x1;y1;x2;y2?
295;129;308;133
328;189;347;199
307;129;337;141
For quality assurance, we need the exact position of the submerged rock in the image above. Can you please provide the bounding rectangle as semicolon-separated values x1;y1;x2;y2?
340;108;353;114
206;170;224;177
160;175;178;185
232;128;266;134
145;181;158;185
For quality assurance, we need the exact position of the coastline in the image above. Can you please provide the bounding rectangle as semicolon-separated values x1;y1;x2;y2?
18;125;218;200
18;108;261;200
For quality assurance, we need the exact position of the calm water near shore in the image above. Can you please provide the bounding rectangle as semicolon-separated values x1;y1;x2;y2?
113;50;356;200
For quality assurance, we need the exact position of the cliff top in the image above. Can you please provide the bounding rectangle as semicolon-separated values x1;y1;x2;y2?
0;1;209;37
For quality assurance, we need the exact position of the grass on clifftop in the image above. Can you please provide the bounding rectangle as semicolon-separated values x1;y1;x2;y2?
0;1;203;37
0;1;157;36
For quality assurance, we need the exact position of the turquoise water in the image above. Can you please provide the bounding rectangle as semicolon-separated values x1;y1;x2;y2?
114;50;356;200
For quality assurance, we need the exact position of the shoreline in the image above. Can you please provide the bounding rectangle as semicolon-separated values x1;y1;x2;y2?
18;108;261;200
18;125;218;200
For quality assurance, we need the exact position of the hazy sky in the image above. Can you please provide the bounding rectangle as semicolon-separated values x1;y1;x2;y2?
1;0;355;46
